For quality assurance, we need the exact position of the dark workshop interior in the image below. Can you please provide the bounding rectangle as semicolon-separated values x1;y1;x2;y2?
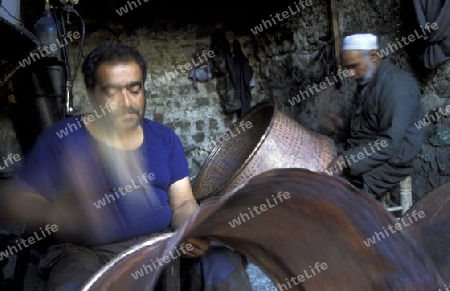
0;0;449;290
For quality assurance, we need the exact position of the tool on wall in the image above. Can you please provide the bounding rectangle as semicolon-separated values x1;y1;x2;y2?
34;0;85;116
9;0;85;155
329;0;341;71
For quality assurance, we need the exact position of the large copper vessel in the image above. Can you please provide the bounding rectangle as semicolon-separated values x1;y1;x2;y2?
82;168;445;291
192;99;337;200
403;180;450;287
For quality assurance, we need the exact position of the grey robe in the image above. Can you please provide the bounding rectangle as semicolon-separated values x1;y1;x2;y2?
339;58;425;196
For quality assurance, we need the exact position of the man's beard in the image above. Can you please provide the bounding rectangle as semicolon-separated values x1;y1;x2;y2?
114;110;142;130
357;59;376;86
95;97;146;132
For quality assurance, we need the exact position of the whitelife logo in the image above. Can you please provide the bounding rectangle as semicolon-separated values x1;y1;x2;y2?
19;31;81;68
131;243;193;280
115;0;149;16
250;0;313;35
414;105;450;129
0;153;21;170
152;49;215;87
288;68;350;106
228;192;291;228
93;172;156;209
191;121;253;157
276;262;328;291
55;102;117;139
0;224;58;261
324;139;388;175
377;22;439;58
362;210;425;247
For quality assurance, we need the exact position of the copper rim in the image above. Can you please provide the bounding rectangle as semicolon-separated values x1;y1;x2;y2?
192;100;336;200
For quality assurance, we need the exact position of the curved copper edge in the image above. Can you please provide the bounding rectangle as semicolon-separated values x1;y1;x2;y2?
193;100;277;199
81;232;175;291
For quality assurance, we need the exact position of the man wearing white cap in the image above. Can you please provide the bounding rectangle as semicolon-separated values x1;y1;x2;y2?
327;33;425;199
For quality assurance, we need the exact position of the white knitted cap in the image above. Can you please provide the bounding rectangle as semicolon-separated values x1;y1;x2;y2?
342;33;378;50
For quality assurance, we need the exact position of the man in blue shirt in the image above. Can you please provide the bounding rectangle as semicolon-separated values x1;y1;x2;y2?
2;41;252;291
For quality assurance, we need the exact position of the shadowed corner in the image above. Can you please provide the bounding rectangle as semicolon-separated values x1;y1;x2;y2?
82;168;445;291
403;181;450;288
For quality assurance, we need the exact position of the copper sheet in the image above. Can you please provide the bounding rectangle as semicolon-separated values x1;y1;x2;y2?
82;168;444;291
402;180;450;287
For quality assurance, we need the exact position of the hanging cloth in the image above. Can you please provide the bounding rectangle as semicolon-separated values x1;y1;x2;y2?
230;40;254;117
412;0;450;69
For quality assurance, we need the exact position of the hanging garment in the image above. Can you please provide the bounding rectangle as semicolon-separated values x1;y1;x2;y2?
211;28;254;117
230;39;254;118
188;43;213;90
412;0;450;69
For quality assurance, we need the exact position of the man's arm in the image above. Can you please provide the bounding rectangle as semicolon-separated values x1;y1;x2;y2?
168;176;199;230
168;176;209;258
0;181;52;231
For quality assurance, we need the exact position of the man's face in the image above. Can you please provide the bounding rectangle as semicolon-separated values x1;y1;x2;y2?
342;50;376;86
91;61;145;132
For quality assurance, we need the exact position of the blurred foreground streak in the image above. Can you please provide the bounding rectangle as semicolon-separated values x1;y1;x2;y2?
82;168;448;291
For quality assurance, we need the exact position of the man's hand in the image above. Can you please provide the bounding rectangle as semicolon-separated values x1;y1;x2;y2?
325;155;346;175
180;237;210;258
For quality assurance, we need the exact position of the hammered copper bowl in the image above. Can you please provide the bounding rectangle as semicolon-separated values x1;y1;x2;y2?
192;100;337;200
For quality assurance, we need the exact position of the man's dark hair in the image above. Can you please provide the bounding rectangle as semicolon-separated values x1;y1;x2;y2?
82;41;147;90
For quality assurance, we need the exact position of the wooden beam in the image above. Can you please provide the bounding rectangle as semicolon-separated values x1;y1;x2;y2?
330;0;341;71
154;105;164;124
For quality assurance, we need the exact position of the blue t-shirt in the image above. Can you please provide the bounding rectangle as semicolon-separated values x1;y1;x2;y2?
14;116;189;245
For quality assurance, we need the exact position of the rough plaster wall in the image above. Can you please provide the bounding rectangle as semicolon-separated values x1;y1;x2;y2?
415;65;450;194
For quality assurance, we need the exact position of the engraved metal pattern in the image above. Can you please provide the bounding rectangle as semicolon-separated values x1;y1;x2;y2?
192;100;337;200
